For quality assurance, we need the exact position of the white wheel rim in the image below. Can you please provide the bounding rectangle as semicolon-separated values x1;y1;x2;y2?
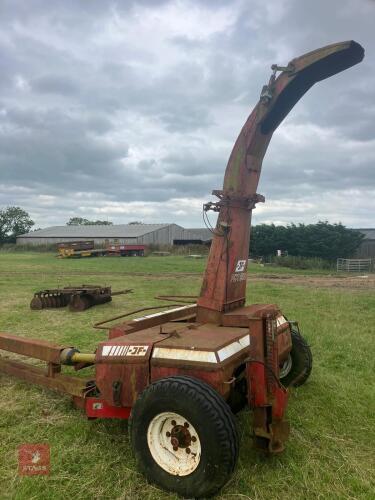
147;411;201;476
279;354;292;379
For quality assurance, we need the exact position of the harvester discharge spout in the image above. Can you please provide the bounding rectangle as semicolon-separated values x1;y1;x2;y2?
197;41;364;322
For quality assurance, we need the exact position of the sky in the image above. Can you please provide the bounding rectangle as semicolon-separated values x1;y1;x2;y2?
0;0;374;229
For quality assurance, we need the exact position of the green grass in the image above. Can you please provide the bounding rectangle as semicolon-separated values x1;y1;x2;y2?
0;251;339;276
0;253;374;499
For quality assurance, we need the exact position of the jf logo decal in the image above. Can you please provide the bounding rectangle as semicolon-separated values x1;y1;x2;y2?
235;260;247;272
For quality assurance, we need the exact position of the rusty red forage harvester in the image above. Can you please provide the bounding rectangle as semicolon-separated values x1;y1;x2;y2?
0;40;364;498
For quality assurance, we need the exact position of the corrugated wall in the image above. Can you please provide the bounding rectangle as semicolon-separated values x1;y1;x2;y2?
354;240;375;258
16;224;185;246
137;224;184;245
16;236;138;246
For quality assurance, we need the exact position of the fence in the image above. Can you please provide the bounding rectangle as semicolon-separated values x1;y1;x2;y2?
336;258;372;272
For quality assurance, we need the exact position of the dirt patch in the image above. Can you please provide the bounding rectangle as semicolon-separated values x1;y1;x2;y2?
249;274;375;290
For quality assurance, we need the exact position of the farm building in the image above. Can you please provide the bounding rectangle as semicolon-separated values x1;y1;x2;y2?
355;229;375;258
16;224;213;247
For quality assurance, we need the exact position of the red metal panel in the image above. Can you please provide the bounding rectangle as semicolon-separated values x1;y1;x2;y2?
95;334;156;406
151;366;231;399
85;398;131;419
247;319;267;407
221;303;279;327
272;385;289;421
95;363;149;407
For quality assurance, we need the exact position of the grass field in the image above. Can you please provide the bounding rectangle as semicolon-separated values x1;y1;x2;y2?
0;252;374;499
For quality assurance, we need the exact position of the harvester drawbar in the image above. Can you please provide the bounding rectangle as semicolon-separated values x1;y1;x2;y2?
0;41;364;498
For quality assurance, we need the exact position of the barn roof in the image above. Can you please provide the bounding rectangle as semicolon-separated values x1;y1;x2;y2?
358;228;375;240
19;223;175;238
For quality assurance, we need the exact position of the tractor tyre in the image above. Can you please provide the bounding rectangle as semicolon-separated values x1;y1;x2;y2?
279;329;312;387
129;375;239;498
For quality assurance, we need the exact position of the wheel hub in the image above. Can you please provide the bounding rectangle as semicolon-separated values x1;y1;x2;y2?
147;412;201;476
169;422;192;449
279;354;292;379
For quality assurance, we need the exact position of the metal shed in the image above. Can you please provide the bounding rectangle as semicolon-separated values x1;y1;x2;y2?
17;224;186;246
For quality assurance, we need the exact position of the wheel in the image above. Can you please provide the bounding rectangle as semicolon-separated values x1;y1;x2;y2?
279;329;312;387
30;296;43;310
129;376;239;498
69;295;90;312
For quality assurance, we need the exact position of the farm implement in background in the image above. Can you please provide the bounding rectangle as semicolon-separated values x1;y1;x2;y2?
0;41;364;498
30;285;133;312
57;241;146;258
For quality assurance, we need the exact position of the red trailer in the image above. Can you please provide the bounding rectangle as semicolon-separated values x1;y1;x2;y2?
106;244;146;257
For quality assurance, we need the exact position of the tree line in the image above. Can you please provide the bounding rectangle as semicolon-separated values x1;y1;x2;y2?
250;222;364;260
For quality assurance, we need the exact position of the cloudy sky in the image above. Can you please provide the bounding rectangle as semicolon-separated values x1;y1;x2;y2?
0;0;374;229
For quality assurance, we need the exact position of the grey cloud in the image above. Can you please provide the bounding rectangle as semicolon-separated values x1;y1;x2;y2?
0;0;374;228
32;75;79;96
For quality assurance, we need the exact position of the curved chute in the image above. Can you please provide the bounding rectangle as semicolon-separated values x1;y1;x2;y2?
198;41;364;319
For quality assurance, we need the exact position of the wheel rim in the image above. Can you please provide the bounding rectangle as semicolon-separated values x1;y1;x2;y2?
147;411;201;476
279;354;292;379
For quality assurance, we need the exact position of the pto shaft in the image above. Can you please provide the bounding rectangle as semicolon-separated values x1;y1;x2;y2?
60;348;96;365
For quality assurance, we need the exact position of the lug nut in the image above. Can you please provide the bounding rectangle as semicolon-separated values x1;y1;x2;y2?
186;448;191;454
184;422;189;428
171;420;176;426
173;446;178;451
166;431;171;437
191;436;197;442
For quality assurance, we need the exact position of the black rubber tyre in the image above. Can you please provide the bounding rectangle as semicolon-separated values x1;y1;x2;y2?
280;329;313;387
129;376;239;498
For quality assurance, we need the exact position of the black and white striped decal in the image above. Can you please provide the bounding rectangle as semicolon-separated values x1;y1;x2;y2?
101;345;148;357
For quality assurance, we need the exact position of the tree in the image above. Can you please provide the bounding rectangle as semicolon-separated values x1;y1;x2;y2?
0;206;35;244
66;217;113;226
92;220;113;225
67;217;90;226
250;222;364;260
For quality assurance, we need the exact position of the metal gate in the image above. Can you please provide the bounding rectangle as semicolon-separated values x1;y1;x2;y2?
337;258;372;272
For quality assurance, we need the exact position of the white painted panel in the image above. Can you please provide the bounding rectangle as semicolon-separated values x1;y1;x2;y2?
217;335;250;362
152;347;217;363
276;316;287;327
133;305;192;322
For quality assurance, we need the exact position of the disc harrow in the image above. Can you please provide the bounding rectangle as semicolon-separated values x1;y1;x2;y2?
30;285;132;312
